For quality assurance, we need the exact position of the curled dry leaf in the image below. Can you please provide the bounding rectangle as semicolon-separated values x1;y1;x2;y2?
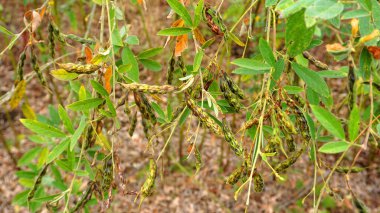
359;29;380;44
24;10;41;32
351;19;359;38
367;46;380;59
175;34;188;57
326;43;346;52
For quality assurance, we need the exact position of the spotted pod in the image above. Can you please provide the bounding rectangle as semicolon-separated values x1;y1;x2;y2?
57;63;101;74
65;34;95;45
101;156;113;194
121;83;177;94
84;125;96;150
219;78;241;112
202;6;225;36
50;21;66;43
167;55;176;85
189;68;214;98
253;173;264;192
140;159;157;198
186;96;223;136
222;119;244;157
28;163;51;201
141;118;152;140
177;56;187;77
133;92;157;125
284;134;295;152
30;48;46;86
336;166;364;174
264;137;278;154
15;49;27;83
48;22;55;58
129;112;137;136
194;146;202;173
71;181;95;213
223;72;244;99
226;166;243;185
274;147;304;173
275;106;297;135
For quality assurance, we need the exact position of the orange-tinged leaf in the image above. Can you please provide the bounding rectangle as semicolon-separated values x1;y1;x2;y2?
104;66;112;94
175;34;188;57
367;46;380;59
194;28;206;45
24;10;41;32
10;80;26;109
171;19;184;27
39;5;47;19
84;46;93;63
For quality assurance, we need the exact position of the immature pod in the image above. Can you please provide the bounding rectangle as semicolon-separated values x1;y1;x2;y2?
141;118;152;140
64;34;95;45
194;146;202;173
222;119;244;157
336;166;364;174
348;61;356;111
219;78;241;111
48;22;55;58
57;63;101;74
185;96;223;136
253;173;264;192
28;163;51;201
293;106;311;142
226;166;243;185
129;112;138;136
167;55;176;85
140;159;157;198
121;83;177;94
30;48;46;86
134;92;157;125
223;72;245;99
84;125;96;150
101;156;113;194
177;56;187;76
15;49;27;83
71;181;95;213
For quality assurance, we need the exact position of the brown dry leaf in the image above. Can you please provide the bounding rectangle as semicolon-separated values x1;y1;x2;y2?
104;66;112;94
175;34;188;57
10;80;26;109
84;46;93;64
194;28;206;45
24;10;41;32
367;46;380;59
326;43;345;52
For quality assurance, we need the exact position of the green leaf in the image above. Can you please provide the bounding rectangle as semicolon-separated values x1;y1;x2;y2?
305;0;344;20
70;116;87;151
18;147;42;166
317;70;347;78
47;138;70;163
125;35;139;45
0;25;14;36
231;58;272;70
137;47;164;59
121;47;139;82
193;49;204;72
111;28;123;46
166;0;193;26
90;80;109;96
67;98;104;111
284;85;304;94
259;38;276;66
157;27;192;36
310;105;345;140
194;0;204;27
58;105;74;134
341;9;369;19
140;59;162;72
348;107;360;142
232;68;269;75
292;63;330;97
50;69;78;81
318;141;349;154
20;119;66;138
285;10;315;57
278;0;314;18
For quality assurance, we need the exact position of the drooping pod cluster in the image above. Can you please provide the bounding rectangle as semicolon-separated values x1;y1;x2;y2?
219;71;244;112
185;94;223;136
30;47;46;86
253;172;264;192
48;20;95;45
121;83;178;94
202;6;226;37
48;21;55;59
129;112;138;136
133;91;157;125
139;159;157;203
27;163;51;201
189;68;215;98
101;155;114;195
167;54;176;85
177;56;188;77
222;119;244;157
15;48;27;84
57;63;101;74
226;166;244;185
71;181;96;213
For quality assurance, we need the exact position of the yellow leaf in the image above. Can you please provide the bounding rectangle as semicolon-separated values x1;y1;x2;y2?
96;133;111;151
10;80;26;109
171;19;184;28
194;28;205;45
21;102;36;120
175;34;188;57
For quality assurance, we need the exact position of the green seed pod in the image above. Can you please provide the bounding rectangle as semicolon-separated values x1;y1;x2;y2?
140;159;157;198
141;118;152;140
194;146;202;173
48;22;55;59
253;173;264;192
275;106;297;135
30;47;46;86
189;68;214;98
129;112;138;136
101;156;113;194
57;63;101;74
65;34;96;45
274;148;303;173
71;181;95;213
121;83;177;94
28;163;50;201
336;166;364;174
167;55;176;85
186;96;223;136
223;72;244;99
15;48;27;83
134;92;157;125
219;78;241;112
226;166;243;185
353;196;369;213
222;119;244;157
84;125;96;150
